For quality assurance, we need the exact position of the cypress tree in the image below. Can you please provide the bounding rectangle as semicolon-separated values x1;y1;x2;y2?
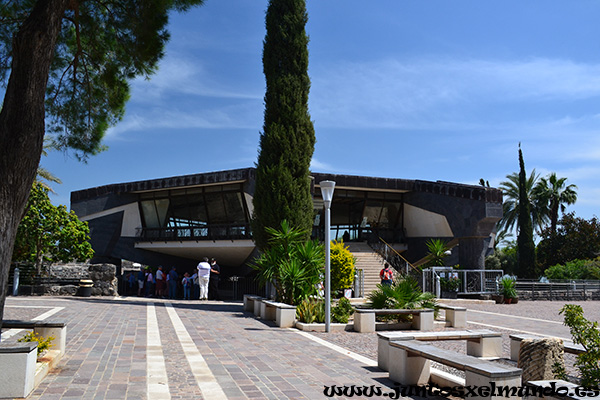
252;0;316;250
517;145;537;278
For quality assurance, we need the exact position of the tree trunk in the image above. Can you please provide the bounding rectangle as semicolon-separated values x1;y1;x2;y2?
0;0;68;330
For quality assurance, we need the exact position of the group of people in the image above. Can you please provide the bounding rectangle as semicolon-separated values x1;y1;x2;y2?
127;258;221;300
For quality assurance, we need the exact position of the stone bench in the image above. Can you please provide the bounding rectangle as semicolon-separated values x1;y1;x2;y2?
2;320;67;354
509;333;585;361
353;308;434;333
378;329;503;371
242;294;264;316
260;300;297;328
389;340;521;399
438;304;467;328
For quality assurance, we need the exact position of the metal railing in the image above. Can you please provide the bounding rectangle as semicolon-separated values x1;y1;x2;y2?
136;223;252;242
422;267;504;297
368;237;420;277
515;279;600;301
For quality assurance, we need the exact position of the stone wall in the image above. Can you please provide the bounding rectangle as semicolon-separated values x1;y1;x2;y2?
40;263;118;296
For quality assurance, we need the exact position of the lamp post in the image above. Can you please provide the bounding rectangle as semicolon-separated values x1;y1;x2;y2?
319;180;335;333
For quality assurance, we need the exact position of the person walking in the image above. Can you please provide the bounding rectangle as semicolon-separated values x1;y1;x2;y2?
197;257;211;300
208;258;221;300
380;263;394;286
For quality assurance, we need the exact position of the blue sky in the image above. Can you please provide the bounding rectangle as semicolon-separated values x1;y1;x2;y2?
42;0;600;223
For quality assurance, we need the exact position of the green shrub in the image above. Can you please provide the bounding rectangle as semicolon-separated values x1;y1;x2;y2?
296;298;325;323
440;276;461;292
368;276;438;321
560;304;600;388
332;297;354;323
485;255;501;270
296;297;354;324
330;241;356;294
544;258;600;280
18;331;54;356
251;221;324;305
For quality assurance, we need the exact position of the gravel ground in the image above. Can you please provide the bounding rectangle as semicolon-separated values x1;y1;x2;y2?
309;300;599;383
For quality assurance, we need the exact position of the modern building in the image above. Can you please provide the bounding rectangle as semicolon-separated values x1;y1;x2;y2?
71;167;502;275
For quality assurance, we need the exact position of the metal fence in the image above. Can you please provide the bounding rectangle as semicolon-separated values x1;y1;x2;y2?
422;267;504;297
515;280;600;301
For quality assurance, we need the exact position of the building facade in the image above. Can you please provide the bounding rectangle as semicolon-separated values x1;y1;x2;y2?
71;168;502;274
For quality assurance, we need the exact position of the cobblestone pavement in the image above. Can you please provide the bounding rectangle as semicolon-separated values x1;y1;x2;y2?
2;297;598;399
2;296;416;400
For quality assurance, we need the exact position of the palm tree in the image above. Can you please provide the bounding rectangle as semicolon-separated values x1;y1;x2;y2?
498;170;548;235
493;229;513;250
425;239;450;267
533;173;577;235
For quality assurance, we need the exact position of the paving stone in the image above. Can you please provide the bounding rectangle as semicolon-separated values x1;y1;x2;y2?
4;297;593;399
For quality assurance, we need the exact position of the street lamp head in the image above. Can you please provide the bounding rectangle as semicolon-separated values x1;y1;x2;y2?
319;180;336;207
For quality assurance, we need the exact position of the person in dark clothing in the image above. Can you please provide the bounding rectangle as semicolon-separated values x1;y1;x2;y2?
208;258;221;300
168;267;178;299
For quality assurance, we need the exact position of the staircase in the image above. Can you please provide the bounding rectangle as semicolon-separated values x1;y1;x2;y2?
346;242;386;297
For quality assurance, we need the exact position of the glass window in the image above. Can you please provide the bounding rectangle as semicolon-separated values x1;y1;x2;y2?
364;200;383;227
141;199;170;228
223;192;247;224
205;193;228;224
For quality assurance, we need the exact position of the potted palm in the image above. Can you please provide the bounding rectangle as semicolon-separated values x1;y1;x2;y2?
500;277;518;304
440;276;461;299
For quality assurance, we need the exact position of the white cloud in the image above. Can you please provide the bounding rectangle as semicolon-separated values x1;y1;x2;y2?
310;57;600;129
310;158;336;172
130;56;262;103
106;104;261;138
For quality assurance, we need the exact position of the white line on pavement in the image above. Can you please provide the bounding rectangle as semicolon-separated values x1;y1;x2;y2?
1;306;64;341
32;307;65;321
165;303;227;400
294;329;377;367
467;321;570;341
147;303;171;400
468;309;563;324
5;306;56;308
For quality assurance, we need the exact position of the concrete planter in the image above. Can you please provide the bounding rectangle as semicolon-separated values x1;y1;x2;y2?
295;322;353;332
0;321;66;398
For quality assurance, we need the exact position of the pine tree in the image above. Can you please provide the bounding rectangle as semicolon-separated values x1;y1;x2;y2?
252;0;316;250
517;145;537;278
0;0;205;326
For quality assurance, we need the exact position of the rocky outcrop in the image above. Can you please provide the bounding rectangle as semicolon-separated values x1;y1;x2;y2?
88;264;118;296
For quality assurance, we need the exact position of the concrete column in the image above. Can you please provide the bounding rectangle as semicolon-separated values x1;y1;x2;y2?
458;237;487;269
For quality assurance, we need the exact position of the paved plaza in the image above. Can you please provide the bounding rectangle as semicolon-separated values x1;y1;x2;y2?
2;297;599;399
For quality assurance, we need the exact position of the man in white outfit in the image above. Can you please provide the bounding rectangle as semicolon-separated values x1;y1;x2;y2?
197;257;211;300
